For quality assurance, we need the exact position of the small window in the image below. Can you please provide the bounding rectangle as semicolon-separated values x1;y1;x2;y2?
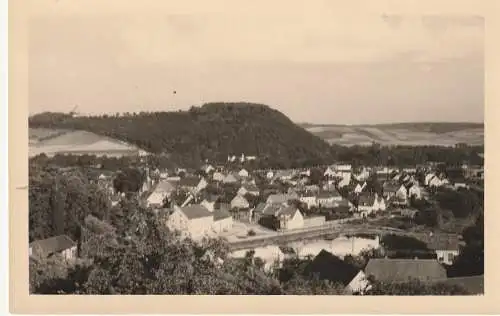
438;256;444;262
448;253;455;262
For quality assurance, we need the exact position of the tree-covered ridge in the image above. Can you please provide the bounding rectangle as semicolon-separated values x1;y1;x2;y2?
29;102;335;166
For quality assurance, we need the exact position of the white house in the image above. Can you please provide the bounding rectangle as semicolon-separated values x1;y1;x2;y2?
354;182;367;194
304;250;371;294
211;208;233;233
29;235;77;262
395;184;408;201
223;173;240;184
337;174;351;188
408;183;422;199
324;167;336;178
200;195;219;212
238;168;249;178
211;172;224;182
146;180;177;208
278;207;304;230
300;194;318;208
317;191;343;208
237;184;260;197
167;205;214;241
425;173;437;186
231;195;250;209
358;193;386;215
266;171;275;179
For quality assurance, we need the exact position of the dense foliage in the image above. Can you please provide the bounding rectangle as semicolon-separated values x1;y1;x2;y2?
29;166;111;242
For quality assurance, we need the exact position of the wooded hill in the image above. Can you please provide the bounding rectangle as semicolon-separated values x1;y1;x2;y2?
29;103;335;167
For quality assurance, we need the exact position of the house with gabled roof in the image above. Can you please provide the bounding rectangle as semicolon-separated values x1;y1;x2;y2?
231;195;250;210
238;168;249;178
357;193;386;215
146;180;177;208
167;204;214;240
212;171;225;182
29;235;77;261
211;208;233;233
364;258;447;283
354;182;367;194
200;195;220;212
223;173;241;184
337;173;352;188
299;193;318;209
258;204;304;231
304;250;371;294
238;183;260;197
266;192;299;205
317;190;343;208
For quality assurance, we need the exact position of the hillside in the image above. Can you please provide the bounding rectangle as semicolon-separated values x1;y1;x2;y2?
29;103;335;167
301;122;484;147
29;128;142;158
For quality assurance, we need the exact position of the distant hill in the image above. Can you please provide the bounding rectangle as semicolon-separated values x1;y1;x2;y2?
300;122;484;147
29;103;335;167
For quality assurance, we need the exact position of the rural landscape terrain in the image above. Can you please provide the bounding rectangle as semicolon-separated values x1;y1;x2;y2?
302;122;484;147
28;103;484;297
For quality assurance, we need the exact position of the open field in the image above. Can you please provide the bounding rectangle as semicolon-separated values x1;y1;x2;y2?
29;128;142;158
301;122;484;147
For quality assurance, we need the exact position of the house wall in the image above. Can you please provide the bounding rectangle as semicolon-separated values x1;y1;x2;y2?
212;217;233;233
300;196;317;208
62;246;77;261
237;187;248;196
147;191;167;207
284;212;304;230
436;250;459;265
303;216;326;228
187;216;214;240
346;271;371;294
231;197;250;209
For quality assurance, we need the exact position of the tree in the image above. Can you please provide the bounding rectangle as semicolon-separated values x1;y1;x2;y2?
367;279;470;295
448;214;484;277
113;168;145;193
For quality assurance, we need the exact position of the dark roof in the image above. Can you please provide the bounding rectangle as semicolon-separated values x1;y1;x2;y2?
242;183;259;192
364;259;447;283
155;180;177;192
179;177;200;187
213;208;232;221
29;235;76;257
261;203;284;216
317;190;341;199
441;275;484;295
179;204;213;219
358;194;376;206
383;182;401;193
415;233;462;251
203;194;220;203
266;193;298;204
303;250;361;286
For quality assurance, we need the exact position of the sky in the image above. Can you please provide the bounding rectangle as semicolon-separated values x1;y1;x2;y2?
28;1;484;124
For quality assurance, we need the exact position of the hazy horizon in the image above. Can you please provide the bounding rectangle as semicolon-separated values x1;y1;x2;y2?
29;1;484;125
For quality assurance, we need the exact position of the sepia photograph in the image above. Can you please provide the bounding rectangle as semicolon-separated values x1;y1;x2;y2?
8;0;497;313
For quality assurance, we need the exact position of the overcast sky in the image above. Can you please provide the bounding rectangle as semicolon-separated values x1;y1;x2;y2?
29;1;484;124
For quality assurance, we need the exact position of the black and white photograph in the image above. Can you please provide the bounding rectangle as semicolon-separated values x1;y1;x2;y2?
23;0;486;301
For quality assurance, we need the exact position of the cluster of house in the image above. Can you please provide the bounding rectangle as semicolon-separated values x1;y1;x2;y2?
83;160;483;243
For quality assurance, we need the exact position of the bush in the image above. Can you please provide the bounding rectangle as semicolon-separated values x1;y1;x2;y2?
247;229;256;236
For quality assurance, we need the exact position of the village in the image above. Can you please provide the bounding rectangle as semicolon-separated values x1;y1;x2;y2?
29;152;485;294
